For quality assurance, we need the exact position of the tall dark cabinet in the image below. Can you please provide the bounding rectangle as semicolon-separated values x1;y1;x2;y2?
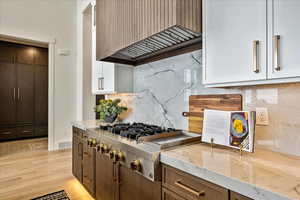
0;41;48;141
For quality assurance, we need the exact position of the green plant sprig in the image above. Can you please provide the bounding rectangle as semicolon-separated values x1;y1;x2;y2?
94;99;127;120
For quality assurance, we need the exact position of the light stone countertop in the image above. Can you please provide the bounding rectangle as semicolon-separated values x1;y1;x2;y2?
71;120;101;130
160;143;300;200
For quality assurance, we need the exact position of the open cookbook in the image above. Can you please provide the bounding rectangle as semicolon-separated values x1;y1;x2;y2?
202;109;256;152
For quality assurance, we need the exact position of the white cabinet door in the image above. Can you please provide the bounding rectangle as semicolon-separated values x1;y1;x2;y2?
204;0;267;85
102;62;115;93
268;0;300;79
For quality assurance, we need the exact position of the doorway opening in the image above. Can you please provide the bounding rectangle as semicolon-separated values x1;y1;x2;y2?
0;39;49;156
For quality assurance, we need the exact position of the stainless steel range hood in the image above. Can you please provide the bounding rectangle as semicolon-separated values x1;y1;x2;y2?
96;0;202;66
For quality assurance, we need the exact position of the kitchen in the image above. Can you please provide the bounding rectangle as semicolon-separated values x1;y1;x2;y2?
0;0;300;200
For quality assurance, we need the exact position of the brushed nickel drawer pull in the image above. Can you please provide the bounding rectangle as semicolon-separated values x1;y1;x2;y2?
273;35;281;71
22;131;32;133
175;180;205;197
252;40;260;73
17;88;20;100
2;132;12;135
13;88;16;100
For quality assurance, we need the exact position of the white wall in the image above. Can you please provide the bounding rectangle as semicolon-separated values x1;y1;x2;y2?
82;5;96;120
0;0;78;150
76;0;96;121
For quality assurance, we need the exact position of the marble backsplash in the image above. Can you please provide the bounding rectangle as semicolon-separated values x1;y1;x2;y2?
108;50;300;157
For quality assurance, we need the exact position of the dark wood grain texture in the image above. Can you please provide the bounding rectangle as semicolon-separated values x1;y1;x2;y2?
0;41;48;141
96;0;202;65
162;164;229;200
118;164;161;200
188;94;243;133
0;62;16;126
230;191;252;200
96;151;116;200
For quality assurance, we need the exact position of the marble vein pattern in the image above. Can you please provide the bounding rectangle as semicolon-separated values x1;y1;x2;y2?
108;49;300;157
161;143;300;200
109;50;239;129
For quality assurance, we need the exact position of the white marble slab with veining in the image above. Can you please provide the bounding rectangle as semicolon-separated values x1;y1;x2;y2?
161;143;300;200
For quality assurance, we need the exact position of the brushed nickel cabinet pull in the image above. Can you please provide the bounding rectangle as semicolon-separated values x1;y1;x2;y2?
22;131;32;133
17;88;20;100
13;88;16;100
252;40;260;73
1;132;12;135
273;35;281;71
98;77;104;90
175;180;205;197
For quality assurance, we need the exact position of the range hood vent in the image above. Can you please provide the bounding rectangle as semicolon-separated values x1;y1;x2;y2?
96;0;202;66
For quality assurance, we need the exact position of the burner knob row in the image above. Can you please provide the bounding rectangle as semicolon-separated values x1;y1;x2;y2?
130;160;142;172
87;138;97;147
109;150;125;162
97;143;109;154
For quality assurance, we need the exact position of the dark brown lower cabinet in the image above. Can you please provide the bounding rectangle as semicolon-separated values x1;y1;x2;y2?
118;164;161;200
162;188;186;200
95;149;162;200
0;127;17;140
162;164;228;200
83;139;96;197
72;127;83;183
96;151;117;200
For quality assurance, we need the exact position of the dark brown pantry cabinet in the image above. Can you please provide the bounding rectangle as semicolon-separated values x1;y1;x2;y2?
0;41;48;141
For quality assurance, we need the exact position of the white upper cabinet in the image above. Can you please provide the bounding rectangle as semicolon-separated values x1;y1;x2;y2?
91;6;133;95
203;0;267;85
203;0;300;87
268;0;300;79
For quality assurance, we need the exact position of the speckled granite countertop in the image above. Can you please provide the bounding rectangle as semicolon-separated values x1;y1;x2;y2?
160;143;300;200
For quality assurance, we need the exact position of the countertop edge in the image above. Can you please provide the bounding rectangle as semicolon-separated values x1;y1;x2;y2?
160;153;291;200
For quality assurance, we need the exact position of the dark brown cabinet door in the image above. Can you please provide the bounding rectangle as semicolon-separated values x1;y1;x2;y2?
18;126;34;138
96;152;116;200
83;141;96;197
16;63;35;124
162;188;186;200
0;41;15;63
118;164;161;200
34;47;48;65
16;45;34;65
72;128;83;182
0;127;17;140
34;65;48;136
0;62;16;126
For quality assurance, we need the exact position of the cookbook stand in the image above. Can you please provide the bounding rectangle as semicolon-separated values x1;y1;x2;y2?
208;137;245;159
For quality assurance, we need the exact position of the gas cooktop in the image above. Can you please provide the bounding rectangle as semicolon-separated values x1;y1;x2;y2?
99;123;179;141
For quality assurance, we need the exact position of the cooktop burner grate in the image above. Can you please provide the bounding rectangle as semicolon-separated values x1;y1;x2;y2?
100;123;178;140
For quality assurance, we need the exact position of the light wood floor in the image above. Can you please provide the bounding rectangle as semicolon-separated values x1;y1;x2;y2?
0;140;94;200
0;137;48;157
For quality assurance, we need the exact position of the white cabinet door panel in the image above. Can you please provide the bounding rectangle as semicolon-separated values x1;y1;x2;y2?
269;0;300;79
204;0;267;84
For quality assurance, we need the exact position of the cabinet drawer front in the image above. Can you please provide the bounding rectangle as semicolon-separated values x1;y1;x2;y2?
230;191;252;200
162;188;186;200
18;126;34;138
162;165;228;200
0;128;17;140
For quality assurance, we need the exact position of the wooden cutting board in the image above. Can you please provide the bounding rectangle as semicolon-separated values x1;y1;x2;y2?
184;94;243;134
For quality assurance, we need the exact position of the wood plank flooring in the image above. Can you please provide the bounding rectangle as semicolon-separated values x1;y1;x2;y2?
0;140;94;200
0;138;48;157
